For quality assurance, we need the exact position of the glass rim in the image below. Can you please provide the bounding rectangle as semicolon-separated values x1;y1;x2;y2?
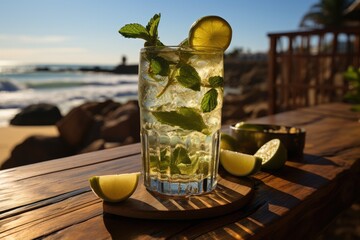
141;45;224;53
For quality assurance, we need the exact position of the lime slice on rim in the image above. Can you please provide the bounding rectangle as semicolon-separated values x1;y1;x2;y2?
89;172;140;202
220;149;262;177
254;139;287;170
189;16;232;50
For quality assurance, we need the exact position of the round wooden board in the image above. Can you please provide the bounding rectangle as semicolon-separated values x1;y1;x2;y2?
103;172;254;220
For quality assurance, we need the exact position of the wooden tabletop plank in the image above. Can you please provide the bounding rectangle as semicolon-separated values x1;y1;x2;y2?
0;154;142;214
0;103;359;239
0;193;102;239
300;102;360;120
0;143;141;182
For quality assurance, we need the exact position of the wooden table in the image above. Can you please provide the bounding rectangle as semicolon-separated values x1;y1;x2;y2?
0;103;359;239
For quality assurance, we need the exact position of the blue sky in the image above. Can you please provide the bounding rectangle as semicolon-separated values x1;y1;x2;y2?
0;0;318;65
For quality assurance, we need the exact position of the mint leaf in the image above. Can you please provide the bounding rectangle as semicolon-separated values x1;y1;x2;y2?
209;76;224;88
145;13;164;46
176;64;201;91
150;56;170;77
201;88;218;113
173;146;191;165
171;146;192;175
119;23;150;41
146;13;160;38
152;107;207;132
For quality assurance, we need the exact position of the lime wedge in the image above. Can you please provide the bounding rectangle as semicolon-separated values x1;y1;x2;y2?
254;139;287;170
220;133;238;151
89;172;140;202
189;16;232;50
220;149;262;176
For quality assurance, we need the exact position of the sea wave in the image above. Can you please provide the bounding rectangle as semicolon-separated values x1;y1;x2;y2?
26;79;138;89
0;72;138;92
0;78;138;91
0;67;139;125
0;84;138;107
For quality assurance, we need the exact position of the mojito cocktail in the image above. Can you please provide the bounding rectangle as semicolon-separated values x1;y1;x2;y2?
139;46;224;195
119;14;232;196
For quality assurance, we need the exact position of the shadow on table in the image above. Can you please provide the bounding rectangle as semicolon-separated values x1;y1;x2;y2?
103;212;187;239
267;154;338;189
289;154;339;167
249;155;344;239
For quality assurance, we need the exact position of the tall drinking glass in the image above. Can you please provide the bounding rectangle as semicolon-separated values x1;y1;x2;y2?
138;46;224;196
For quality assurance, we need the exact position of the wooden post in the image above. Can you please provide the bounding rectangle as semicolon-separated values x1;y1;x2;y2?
268;35;277;114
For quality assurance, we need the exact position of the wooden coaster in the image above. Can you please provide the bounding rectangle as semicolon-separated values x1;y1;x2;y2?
103;173;254;220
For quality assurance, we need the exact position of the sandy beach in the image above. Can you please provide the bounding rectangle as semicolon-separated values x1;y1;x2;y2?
0;125;58;166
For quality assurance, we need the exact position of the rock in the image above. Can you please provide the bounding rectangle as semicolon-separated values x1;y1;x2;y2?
82;100;121;116
101;101;140;142
1;135;72;169
56;100;140;153
80;117;104;148
104;100;138;120
0;79;25;92
10;103;62;126
56;106;94;147
101;116;132;142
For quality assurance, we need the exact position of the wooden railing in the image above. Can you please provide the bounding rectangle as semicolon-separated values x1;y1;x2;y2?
267;27;360;114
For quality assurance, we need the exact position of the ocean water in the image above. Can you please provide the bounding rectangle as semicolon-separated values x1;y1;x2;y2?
0;64;138;126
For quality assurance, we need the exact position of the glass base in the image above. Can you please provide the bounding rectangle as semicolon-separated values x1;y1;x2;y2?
145;177;217;196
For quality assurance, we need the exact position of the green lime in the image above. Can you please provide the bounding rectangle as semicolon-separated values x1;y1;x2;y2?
189;16;232;50
89;172;140;202
220;149;262;177
254;139;287;170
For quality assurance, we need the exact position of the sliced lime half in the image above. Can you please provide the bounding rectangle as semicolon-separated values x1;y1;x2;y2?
254;139;287;170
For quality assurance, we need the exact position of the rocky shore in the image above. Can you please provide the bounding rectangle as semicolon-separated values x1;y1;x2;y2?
1;59;269;169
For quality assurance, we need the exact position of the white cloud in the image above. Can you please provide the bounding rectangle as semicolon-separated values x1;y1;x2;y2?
0;34;70;44
0;47;86;56
0;47;118;64
0;47;89;63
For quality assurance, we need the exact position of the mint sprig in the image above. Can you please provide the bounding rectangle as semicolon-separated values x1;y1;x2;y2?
119;13;163;46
